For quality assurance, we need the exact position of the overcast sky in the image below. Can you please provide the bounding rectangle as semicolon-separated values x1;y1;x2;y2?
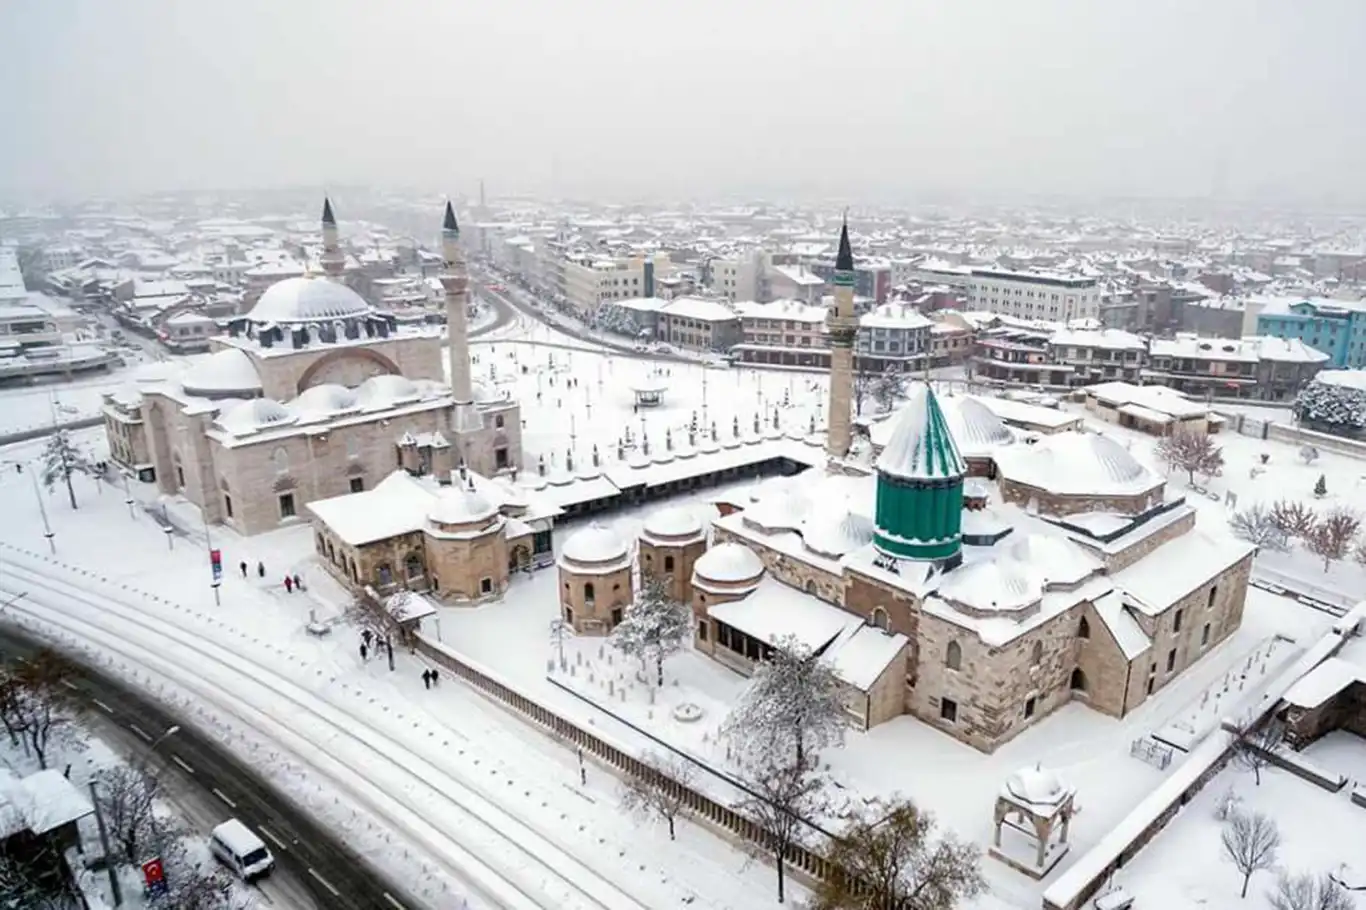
3;0;1363;206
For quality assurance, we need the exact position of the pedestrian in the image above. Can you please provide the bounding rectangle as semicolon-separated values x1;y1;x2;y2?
284;576;293;593
360;643;368;661
292;573;303;591
422;670;431;690
362;629;373;647
257;561;265;578
239;560;248;578
430;668;439;687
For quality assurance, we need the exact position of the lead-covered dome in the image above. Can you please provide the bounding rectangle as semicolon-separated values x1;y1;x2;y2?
643;506;703;542
292;383;358;423
945;397;1014;454
693;542;764;585
216;397;295;435
1003;765;1071;811
354;374;420;411
994;431;1157;497
247;276;372;324
181;348;262;397
802;509;876;558
427;485;498;527
561;523;629;565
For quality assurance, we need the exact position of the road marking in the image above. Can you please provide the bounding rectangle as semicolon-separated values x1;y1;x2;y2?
91;699;113;714
170;755;194;774
129;723;152;742
257;825;287;850
383;893;406;909
211;788;236;808
306;868;341;897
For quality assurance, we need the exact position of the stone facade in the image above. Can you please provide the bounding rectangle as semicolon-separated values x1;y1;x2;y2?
558;559;633;635
1284;681;1366;748
208;333;443;400
638;532;707;606
997;477;1163;518
712;523;844;605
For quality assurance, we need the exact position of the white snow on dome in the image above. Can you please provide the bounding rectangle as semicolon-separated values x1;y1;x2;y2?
561;523;628;564
744;488;812;533
427;486;497;526
1003;765;1071;810
292;383;358;423
469;381;499;404
354;374;420;411
181;348;262;396
216;397;295;435
1005;534;1100;587
876;384;966;479
643;506;702;540
247;276;371;324
994;431;1158;497
802;509;876;558
693;542;764;584
937;559;1040;614
945;397;1014;453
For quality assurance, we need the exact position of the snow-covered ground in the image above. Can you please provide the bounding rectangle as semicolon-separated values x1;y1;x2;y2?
1110;732;1366;908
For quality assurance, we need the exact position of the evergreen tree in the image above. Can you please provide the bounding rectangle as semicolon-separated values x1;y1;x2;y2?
1313;474;1328;498
1295;376;1366;434
39;427;98;510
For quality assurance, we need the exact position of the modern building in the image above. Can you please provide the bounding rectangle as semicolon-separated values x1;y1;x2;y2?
1255;297;1366;369
103;199;523;535
966;269;1102;322
855;303;933;373
1145;335;1329;401
654;297;742;351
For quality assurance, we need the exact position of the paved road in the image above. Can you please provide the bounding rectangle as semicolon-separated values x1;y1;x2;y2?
0;624;419;910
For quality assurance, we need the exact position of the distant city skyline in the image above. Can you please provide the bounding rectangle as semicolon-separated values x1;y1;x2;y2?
3;0;1365;207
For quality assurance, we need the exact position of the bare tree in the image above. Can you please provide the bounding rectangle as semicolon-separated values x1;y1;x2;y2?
618;751;697;841
150;836;247;910
722;634;846;769
1354;538;1366;568
1230;505;1290;552
548;617;571;667
1212;786;1243;821
92;764;174;866
812;796;986;910
0;840;81;908
1233;720;1283;787
1222;809;1281;899
1298;445;1320;465
736;750;828;904
1270;500;1317;540
1268;871;1355;910
1154;430;1224;484
0;650;86;769
871;367;908;413
610;575;691;686
1305;508;1361;573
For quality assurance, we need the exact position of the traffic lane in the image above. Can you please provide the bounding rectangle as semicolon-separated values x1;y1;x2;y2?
0;626;415;910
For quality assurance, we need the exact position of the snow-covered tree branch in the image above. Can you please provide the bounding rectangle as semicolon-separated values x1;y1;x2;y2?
610;575;691;687
40;427;99;510
723;634;846;769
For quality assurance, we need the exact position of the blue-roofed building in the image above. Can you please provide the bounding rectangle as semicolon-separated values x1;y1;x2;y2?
1254;296;1366;368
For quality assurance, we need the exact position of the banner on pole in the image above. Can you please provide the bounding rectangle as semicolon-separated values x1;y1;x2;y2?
210;548;222;582
142;857;167;896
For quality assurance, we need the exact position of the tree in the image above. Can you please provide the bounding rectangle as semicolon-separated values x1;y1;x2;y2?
723;635;846;769
39;427;98;510
1313;474;1328;498
1295;377;1366;434
610;575;691;687
1222;809;1281;899
812;797;986;910
1305;508;1361;573
1267;871;1355;910
1154;430;1224;484
1233;719;1283;786
0;650;86;769
0;840;81;908
92;764;174;866
548;617;571;666
618;751;696;841
1270;500;1317;540
1230;505;1289;552
871;367;908;414
1354;538;1366;568
736;749;828;904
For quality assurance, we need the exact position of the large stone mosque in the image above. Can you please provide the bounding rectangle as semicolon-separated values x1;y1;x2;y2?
103;200;520;536
554;222;1257;754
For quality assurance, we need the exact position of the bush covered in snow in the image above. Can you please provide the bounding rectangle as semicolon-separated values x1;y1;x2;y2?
1294;374;1366;434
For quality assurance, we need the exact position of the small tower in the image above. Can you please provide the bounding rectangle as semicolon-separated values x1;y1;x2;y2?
825;216;858;459
320;197;345;279
873;382;965;563
439;201;482;434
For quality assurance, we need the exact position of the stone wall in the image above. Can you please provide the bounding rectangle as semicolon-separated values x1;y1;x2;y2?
1285;681;1366;747
1072;603;1143;717
425;528;509;602
997;476;1162;517
1075;508;1196;572
213;333;444;400
559;562;633;635
713;525;843;605
639;536;707;605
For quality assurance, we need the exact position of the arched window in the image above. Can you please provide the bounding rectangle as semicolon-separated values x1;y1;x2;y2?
1078;617;1090;640
1031;641;1044;666
405;552;424;580
376;563;393;586
804;580;817;595
271;446;289;476
584;582;595;604
664;555;675;573
871;607;890;631
1070;668;1087;691
945;641;962;671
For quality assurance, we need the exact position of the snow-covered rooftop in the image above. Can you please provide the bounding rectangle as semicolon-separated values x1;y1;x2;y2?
994;431;1160;498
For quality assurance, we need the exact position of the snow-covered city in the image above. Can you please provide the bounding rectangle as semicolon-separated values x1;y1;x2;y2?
5;4;1366;910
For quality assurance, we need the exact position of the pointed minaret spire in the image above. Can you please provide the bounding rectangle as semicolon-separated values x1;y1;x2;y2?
319;197;344;279
438;200;481;438
443;200;459;235
835;213;854;272
321;197;337;227
825;211;858;461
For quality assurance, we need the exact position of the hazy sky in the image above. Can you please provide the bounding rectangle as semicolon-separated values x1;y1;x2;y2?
3;0;1364;205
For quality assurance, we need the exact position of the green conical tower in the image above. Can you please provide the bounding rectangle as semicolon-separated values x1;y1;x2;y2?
873;383;965;561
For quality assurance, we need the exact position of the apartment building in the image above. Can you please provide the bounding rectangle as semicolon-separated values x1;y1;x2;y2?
655;297;741;352
558;252;673;317
966;268;1101;322
856;303;932;373
810;257;892;303
703;253;762;302
1048;328;1147;385
1255;296;1366;368
1146;335;1328;401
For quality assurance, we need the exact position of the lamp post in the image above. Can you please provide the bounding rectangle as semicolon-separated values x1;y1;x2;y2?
29;472;55;554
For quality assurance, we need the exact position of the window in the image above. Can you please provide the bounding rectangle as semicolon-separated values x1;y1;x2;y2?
1070;668;1087;691
1173;609;1184;632
698;620;708;641
1166;648;1177;673
664;555;675;573
611;607;623;626
175;465;185;488
278;493;295;518
1078;616;1090;639
1030;641;1043;666
1207;586;1218;609
495;415;505;429
480;577;492;594
405;553;423;580
940;698;958;723
223;494;233;518
1024;696;1037;719
945;641;962;671
377;564;393;586
350;477;364;493
271;446;289;476
1201;623;1211;646
584;582;595;604
871;607;889;630
564;607;574;624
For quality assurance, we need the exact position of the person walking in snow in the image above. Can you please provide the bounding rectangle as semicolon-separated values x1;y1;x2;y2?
284;576;293;594
422;669;431;690
359;643;368;661
430;669;439;687
256;561;265;578
292;573;303;591
239;560;247;578
362;629;373;647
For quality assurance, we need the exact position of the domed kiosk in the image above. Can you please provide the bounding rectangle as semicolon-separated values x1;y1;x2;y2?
990;763;1076;877
557;523;634;635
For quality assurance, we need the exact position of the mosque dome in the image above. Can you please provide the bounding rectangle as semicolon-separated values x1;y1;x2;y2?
1004;765;1071;810
693;542;764;585
945;397;1014;453
181;348;262;397
642;506;703;541
427;485;498;527
247;276;372;324
802;509;876;559
354;374;420;411
216;397;295;435
994;431;1156;497
936;559;1040;615
292;383;358;423
561;523;629;565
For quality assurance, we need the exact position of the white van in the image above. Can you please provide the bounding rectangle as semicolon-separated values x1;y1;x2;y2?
209;819;274;880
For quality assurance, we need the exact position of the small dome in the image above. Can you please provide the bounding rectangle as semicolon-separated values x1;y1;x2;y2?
427;485;497;526
937;559;1040;614
643;506;703;540
1005;765;1070;809
745;489;812;533
247;276;371;324
693;542;764;584
1089;434;1146;483
1005;534;1099;587
802;509;876;558
561;523;628;564
470;381;499;404
354;374;420;411
292;383;358;422
994;430;1158;497
181;348;262;397
216;397;295;435
946;397;1014;453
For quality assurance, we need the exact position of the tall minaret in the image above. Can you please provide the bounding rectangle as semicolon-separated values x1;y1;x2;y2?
320;197;345;279
439;201;482;433
825;216;858;459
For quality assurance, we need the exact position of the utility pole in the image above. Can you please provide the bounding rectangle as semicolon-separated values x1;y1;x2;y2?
29;472;55;554
89;780;123;907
